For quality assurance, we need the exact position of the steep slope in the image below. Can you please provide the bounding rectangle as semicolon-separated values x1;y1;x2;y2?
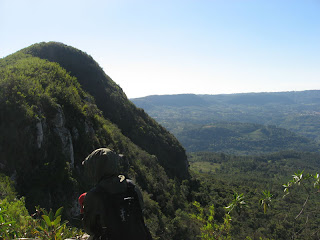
20;42;189;179
0;44;191;238
0;55;115;209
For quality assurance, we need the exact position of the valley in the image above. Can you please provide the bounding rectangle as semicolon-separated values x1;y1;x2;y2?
0;42;319;239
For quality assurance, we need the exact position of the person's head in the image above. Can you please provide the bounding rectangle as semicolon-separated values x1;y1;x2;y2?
82;148;121;185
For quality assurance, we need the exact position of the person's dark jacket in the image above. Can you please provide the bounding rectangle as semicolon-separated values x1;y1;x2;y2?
82;148;152;239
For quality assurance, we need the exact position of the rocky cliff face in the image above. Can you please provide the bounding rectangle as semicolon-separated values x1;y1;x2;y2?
52;105;74;168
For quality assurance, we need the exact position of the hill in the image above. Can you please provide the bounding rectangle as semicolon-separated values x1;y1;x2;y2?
0;42;190;239
132;94;209;109
19;42;189;180
1;42;320;240
132;92;320;154
176;122;319;155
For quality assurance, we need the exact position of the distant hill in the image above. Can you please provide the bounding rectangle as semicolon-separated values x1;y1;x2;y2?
176;122;319;155
133;94;209;109
131;91;320;154
225;93;294;105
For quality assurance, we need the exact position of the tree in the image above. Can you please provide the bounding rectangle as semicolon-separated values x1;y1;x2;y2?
191;201;231;240
259;190;273;214
224;192;247;215
283;170;320;220
282;171;320;239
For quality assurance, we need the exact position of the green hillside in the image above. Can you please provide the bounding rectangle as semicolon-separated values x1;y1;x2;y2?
1;42;319;239
19;42;189;180
132;92;320;154
0;42;190;239
176;122;319;154
187;151;320;239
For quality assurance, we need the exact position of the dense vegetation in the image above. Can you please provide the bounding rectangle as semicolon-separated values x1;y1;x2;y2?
0;173;83;239
20;42;188;179
1;42;320;239
132;92;320;154
132;92;320;239
0;42;190;239
176;122;319;155
188;151;320;239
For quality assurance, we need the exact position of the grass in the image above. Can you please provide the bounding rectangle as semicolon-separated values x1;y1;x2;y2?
189;161;221;174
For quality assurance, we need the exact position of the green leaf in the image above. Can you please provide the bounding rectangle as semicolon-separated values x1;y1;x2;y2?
36;226;45;231
53;215;61;227
54;206;64;218
40;207;49;216
55;225;65;240
42;214;52;227
48;209;54;221
1;220;15;226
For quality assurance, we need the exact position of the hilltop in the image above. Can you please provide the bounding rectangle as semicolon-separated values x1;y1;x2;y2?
18;42;189;179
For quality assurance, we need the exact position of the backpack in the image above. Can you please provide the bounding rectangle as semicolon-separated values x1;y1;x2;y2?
94;179;152;240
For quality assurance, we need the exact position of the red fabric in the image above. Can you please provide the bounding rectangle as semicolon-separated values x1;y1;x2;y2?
78;192;87;213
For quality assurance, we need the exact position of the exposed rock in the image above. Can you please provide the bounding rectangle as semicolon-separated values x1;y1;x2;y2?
84;121;95;136
52;105;75;168
72;127;79;140
53;105;65;128
36;120;44;148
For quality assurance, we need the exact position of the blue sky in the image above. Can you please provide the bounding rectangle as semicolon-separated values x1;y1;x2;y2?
1;0;319;98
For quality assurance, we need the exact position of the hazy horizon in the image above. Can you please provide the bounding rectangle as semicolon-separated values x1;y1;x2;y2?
129;88;320;99
2;0;319;98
